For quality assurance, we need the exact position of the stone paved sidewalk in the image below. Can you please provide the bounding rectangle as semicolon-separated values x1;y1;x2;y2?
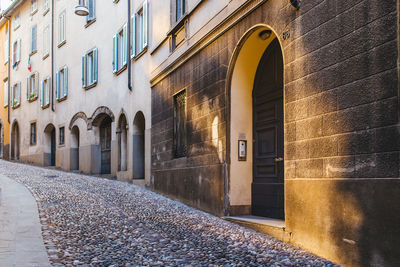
0;160;339;266
0;173;50;267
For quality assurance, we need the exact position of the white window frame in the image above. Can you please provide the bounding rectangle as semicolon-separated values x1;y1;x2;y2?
31;0;38;15
11;39;21;68
113;24;127;73
82;48;98;88
31;25;37;54
27;72;39;101
58;11;66;47
132;0;148;58
56;66;68;101
11;82;21;108
43;25;50;59
14;14;20;30
41;77;51;108
43;0;50;15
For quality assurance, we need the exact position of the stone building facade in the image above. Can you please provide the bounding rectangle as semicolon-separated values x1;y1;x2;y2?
0;17;10;160
3;0;151;185
150;0;400;266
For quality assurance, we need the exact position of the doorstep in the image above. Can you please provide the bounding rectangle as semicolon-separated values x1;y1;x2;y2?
223;215;291;242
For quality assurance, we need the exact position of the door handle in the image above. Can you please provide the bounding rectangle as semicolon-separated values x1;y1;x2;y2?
274;157;284;162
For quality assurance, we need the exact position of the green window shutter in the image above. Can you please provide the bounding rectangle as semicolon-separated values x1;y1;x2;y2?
27;77;30;100
130;16;134;59
122;23;127;67
143;0;148;48
4;81;8;107
56;72;59;100
64;67;68;97
87;0;95;22
134;14;137;57
17;82;21;104
11;41;14;65
112;35;117;73
17;39;21;63
94;48;98;83
47;78;51;105
82;55;86;88
35;72;39;97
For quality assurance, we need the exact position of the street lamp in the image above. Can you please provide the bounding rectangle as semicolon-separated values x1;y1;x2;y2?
75;0;89;16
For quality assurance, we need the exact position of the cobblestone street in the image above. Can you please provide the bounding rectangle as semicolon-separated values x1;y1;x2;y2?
0;160;337;266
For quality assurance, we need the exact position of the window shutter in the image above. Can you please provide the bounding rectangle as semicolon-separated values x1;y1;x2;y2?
82;55;86;88
87;0;95;22
134;14;137;57
112;35;117;73
40;80;44;107
27;77;30;100
4;40;8;64
94;48;98;83
17;39;21;63
4;81;8;107
56;72;59;100
33;26;37;51
35;72;39;97
10;85;13;107
123;23;127;67
47;78;51;105
143;0;148;48
17;82;21;104
31;26;34;52
130;16;134;58
11;41;14;65
64;67;68;97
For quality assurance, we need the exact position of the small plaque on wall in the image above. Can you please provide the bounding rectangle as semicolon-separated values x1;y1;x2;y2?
238;140;247;161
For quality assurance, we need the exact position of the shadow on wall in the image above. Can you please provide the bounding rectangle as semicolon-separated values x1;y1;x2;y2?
283;0;400;265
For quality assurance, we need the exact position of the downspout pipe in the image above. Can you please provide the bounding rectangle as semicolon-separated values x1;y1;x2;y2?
127;0;132;91
51;0;55;111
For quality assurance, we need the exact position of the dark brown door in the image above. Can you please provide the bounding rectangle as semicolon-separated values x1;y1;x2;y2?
252;38;284;219
100;117;112;174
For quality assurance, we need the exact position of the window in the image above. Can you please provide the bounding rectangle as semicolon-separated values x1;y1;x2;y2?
113;25;127;73
12;39;21;67
59;127;65;145
14;14;20;30
173;90;187;158
176;0;185;22
43;0;50;15
31;0;38;14
132;0;148;57
11;82;21;108
56;66;68;101
30;123;36;145
27;72;39;101
31;25;37;54
87;0;95;23
4;39;8;64
58;11;66;46
4;81;8;107
41;77;51;108
82;48;98;88
43;25;50;58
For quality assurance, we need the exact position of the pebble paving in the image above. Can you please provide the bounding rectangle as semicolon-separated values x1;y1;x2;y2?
0;160;338;266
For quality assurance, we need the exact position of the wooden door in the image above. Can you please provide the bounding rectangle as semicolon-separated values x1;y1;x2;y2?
252;38;284;219
100;118;112;174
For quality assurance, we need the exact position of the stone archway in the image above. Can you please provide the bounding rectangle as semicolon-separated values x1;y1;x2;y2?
132;112;145;180
44;124;56;166
10;121;19;160
227;25;285;219
117;113;128;172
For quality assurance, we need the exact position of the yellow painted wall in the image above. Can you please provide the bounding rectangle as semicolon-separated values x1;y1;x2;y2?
0;20;10;150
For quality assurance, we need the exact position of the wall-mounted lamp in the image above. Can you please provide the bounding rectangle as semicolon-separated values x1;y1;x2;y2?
75;0;89;16
290;0;302;9
259;30;272;41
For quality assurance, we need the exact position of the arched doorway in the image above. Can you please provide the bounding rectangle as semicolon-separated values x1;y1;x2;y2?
44;124;56;166
117;114;128;172
228;26;284;219
71;126;80;171
99;117;112;174
11;121;19;160
133;112;145;180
